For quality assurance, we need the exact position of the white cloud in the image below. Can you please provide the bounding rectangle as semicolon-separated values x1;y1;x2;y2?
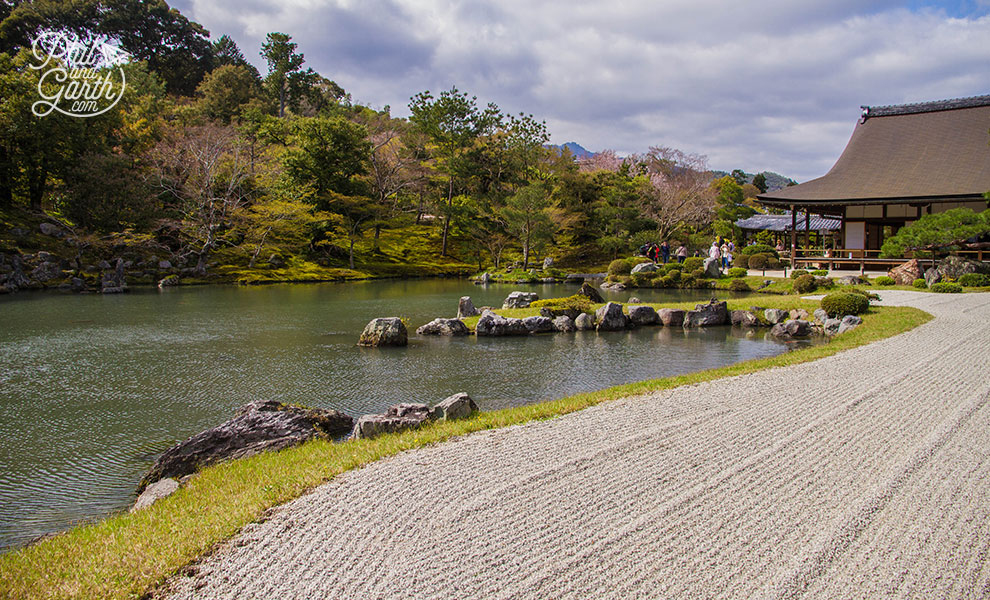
183;0;990;180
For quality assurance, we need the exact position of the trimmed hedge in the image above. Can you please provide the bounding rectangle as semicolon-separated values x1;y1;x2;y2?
790;269;809;279
931;282;963;293
821;292;870;317
683;257;705;271
912;278;927;289
741;244;779;258
728;279;751;292
811;269;828;276
608;259;632;276
793;274;818;294
748;254;768;270
874;275;896;286
727;267;748;278
958;273;990;287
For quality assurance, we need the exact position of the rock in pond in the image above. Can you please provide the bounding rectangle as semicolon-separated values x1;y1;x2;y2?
683;299;728;328
578;282;605;303
457;296;480;318
430;393;478;421
596;302;628;331
502;291;539;309
764;308;788;325
131;478;180;512
552;315;576;332
770;319;813;339
658;308;685;327
628;305;659;326
139;400;353;491
101;258;127;294
476;272;493;285
475;310;530;336
731;310;760;327
522;315;555;333
574;313;596;330
359;317;408;346
417;318;470;336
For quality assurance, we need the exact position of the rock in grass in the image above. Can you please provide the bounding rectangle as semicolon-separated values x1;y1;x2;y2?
628;305;659;326
131;478;180;512
139;400;353;491
596;302;628;331
574;313;595;330
658;308;685;327
502;291;539;309
417;318;470;336
430;393;478;421
813;308;828;324
764;308;788;325
824;318;842;335
352;403;432;439
838;315;863;334
358;317;408;346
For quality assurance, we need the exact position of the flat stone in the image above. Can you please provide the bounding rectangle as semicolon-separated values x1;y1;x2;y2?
430;393;478;421
131;478;180;512
630;262;658;274
417;318;470;336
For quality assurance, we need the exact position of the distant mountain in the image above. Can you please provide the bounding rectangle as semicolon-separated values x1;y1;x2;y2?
549;142;595;159
710;169;797;192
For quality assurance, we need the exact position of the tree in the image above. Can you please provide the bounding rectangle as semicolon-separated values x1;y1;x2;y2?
196;65;261;124
282;116;370;200
240;177;334;268
408;86;500;256
730;168;748;185
149;124;255;274
501;182;556;269
880;208;990;258
752;172;768;193
362;114;425;250
210;34;260;79
261;32;316;118
634;146;716;243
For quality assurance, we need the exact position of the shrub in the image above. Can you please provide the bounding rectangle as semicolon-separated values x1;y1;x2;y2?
790;269;809;279
931;282;963;293
630;272;651;287
874;275;896;286
748;254;768;270
741;244;779;258
768;256;781;269
811;269;828;276
683;257;704;271
691;268;706;280
844;287;880;300
666;269;681;282
663;263;683;272
958;273;990;287
821;292;870;317
778;259;790;268
912;278;927;289
793;274;818;294
728;267;748;278
629;256;653;266
728;278;751;292
817;277;835;289
680;273;696;287
530;294;593;312
607;258;632;276
733;254;749;268
660;275;675;288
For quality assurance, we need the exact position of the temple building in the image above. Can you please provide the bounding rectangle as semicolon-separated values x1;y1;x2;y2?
757;95;990;268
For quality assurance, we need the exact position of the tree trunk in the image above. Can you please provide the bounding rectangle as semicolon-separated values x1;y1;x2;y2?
349;238;355;269
373;223;381;251
440;177;453;257
0;147;12;208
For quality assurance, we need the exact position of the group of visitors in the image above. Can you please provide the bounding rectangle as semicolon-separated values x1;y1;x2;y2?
709;237;735;270
639;241;689;264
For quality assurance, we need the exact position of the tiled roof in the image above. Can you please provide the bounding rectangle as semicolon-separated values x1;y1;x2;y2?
735;213;841;232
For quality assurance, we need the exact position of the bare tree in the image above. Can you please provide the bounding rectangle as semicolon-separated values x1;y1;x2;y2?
149;124;254;274
635;146;716;242
366;124;426;249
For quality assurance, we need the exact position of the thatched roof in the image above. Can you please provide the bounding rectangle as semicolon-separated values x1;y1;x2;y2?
735;213;841;232
759;95;990;207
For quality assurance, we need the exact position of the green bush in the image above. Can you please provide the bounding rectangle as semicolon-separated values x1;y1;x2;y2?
733;254;749;268
931;282;963;293
659;275;675;288
691;268;706;280
530;294;593;312
630;272;652;287
790;269;809;279
666;269;681;282
912;278;927;289
728;278;751;292
844;287;880;300
663;263;683;272
741;244;779;258
768;256;781;269
680;273;696;287
811;269;828;276
778;259;790;268
728;267;748;278
821;292;870;317
629;256;653;267
748;254;768;270
793;274;818;294
874;275;896;286
958;273;990;287
607;259;632;276
683;257;704;271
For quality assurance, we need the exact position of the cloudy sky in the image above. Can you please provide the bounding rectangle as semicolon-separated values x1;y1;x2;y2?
172;0;990;181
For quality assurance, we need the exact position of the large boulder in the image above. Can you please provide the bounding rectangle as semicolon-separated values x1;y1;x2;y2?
39;222;64;238
595;302;628;331
684;299;729;328
889;259;923;286
824;318;842;336
476;272;493;285
502;291;539;309
628;305;659;326
522;315;555;333
30;261;63;283
352;403;432;440
813;309;829;324
475;310;530;336
542;257;554;270
457;296;480;318
630;261;659;275
924;267;941;287
838;315;863;334
101;258;127;294
789;309;810;321
574;313;596;330
600;281;626;291
430;393;478;421
703;257;722;279
764;308;788;325
730;310;759;327
552;315;576;332
937;256;990;280
358;317;408;346
417;318;470;336
140;400;353;491
658;308;685;327
578;282;605;303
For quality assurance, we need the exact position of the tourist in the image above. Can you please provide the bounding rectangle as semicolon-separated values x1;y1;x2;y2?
775;241;785;253
720;242;730;268
709;242;721;267
724;245;733;269
676;244;688;263
660;241;670;264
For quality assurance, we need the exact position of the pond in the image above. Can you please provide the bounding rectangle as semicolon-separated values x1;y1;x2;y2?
0;279;803;551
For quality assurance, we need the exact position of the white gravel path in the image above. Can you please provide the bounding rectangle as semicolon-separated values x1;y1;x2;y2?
164;291;990;599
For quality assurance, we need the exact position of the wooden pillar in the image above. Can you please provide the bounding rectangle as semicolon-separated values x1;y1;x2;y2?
790;205;797;262
804;210;811;249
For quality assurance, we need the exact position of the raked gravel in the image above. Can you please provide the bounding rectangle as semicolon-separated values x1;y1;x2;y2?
163;291;990;599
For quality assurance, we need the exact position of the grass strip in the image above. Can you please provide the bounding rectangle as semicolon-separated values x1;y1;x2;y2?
0;300;932;600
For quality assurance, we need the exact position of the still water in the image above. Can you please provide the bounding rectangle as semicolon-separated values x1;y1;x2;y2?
0;279;799;550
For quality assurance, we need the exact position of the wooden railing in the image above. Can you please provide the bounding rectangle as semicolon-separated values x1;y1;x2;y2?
788;247;988;272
